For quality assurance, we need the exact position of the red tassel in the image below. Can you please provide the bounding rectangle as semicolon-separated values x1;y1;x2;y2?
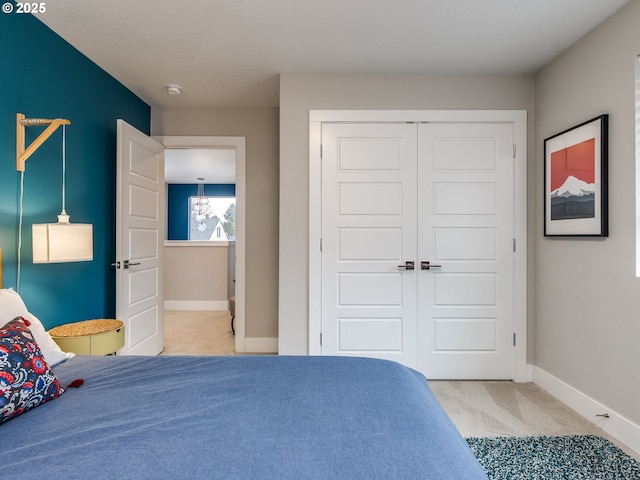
66;379;84;388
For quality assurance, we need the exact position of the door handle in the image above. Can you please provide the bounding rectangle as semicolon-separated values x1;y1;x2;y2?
421;261;442;270
123;259;141;269
397;261;415;270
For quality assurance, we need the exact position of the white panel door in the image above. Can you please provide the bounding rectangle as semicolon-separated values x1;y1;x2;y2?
116;120;164;355
321;123;418;368
417;123;514;378
320;121;515;379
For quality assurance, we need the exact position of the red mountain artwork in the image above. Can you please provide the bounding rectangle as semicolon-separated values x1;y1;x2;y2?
550;138;596;221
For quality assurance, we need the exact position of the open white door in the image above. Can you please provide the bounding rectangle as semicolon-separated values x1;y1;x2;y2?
116;120;164;355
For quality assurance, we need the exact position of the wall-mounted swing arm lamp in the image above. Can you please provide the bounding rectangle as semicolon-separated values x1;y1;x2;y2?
16;113;93;265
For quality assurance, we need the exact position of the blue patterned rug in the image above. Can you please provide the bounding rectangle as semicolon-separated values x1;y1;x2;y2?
466;435;640;480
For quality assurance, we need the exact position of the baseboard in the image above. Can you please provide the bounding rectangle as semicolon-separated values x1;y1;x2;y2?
164;300;229;311
244;337;278;354
532;365;640;456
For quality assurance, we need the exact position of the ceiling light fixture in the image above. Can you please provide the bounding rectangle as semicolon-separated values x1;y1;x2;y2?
166;84;183;95
192;177;209;232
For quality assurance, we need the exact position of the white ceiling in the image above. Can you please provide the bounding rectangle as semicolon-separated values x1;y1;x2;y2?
34;0;630;184
164;148;236;184
35;0;629;110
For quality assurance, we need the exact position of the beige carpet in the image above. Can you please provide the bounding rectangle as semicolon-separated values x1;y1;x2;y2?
429;380;604;438
161;310;236;356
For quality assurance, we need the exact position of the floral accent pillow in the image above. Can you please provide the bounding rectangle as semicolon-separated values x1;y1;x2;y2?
0;316;65;424
0;288;74;366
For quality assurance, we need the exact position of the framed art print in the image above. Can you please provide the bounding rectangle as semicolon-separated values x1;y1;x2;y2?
544;114;608;237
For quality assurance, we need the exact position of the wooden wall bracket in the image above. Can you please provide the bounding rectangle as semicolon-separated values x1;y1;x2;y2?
16;113;71;172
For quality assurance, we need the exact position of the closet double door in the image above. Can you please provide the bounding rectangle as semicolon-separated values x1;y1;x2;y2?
321;122;515;379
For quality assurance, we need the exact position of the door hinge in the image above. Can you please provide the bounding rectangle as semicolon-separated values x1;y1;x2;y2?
320;144;323;159
320;238;323;251
513;238;516;252
320;333;323;346
513;144;516;158
513;333;516;346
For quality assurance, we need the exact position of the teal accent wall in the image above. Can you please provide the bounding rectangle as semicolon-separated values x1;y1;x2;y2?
167;184;236;240
0;10;150;328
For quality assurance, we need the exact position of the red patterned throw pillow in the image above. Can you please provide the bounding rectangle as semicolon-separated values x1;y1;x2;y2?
0;316;65;424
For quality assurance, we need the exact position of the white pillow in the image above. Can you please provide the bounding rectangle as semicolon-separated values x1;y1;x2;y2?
0;288;74;367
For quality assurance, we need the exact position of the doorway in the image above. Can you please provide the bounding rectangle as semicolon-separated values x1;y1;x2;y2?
158;136;246;353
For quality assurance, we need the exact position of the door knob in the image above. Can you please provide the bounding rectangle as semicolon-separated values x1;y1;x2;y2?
397;261;415;270
421;261;442;270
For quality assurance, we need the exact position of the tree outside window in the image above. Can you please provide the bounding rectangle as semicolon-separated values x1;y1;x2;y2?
189;196;236;241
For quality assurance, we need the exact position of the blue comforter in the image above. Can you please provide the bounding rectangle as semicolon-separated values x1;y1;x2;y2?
1;355;486;479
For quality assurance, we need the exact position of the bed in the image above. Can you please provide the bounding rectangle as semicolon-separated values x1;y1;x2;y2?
0;289;487;479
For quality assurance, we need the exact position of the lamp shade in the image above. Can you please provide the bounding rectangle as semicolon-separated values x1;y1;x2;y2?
32;221;93;263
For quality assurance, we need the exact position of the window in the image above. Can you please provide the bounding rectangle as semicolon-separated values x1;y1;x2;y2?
189;196;236;241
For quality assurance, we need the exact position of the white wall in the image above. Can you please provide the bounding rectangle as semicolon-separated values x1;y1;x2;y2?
279;73;536;354
534;0;640;429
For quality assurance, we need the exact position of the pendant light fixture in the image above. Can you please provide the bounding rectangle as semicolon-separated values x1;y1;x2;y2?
192;177;209;232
